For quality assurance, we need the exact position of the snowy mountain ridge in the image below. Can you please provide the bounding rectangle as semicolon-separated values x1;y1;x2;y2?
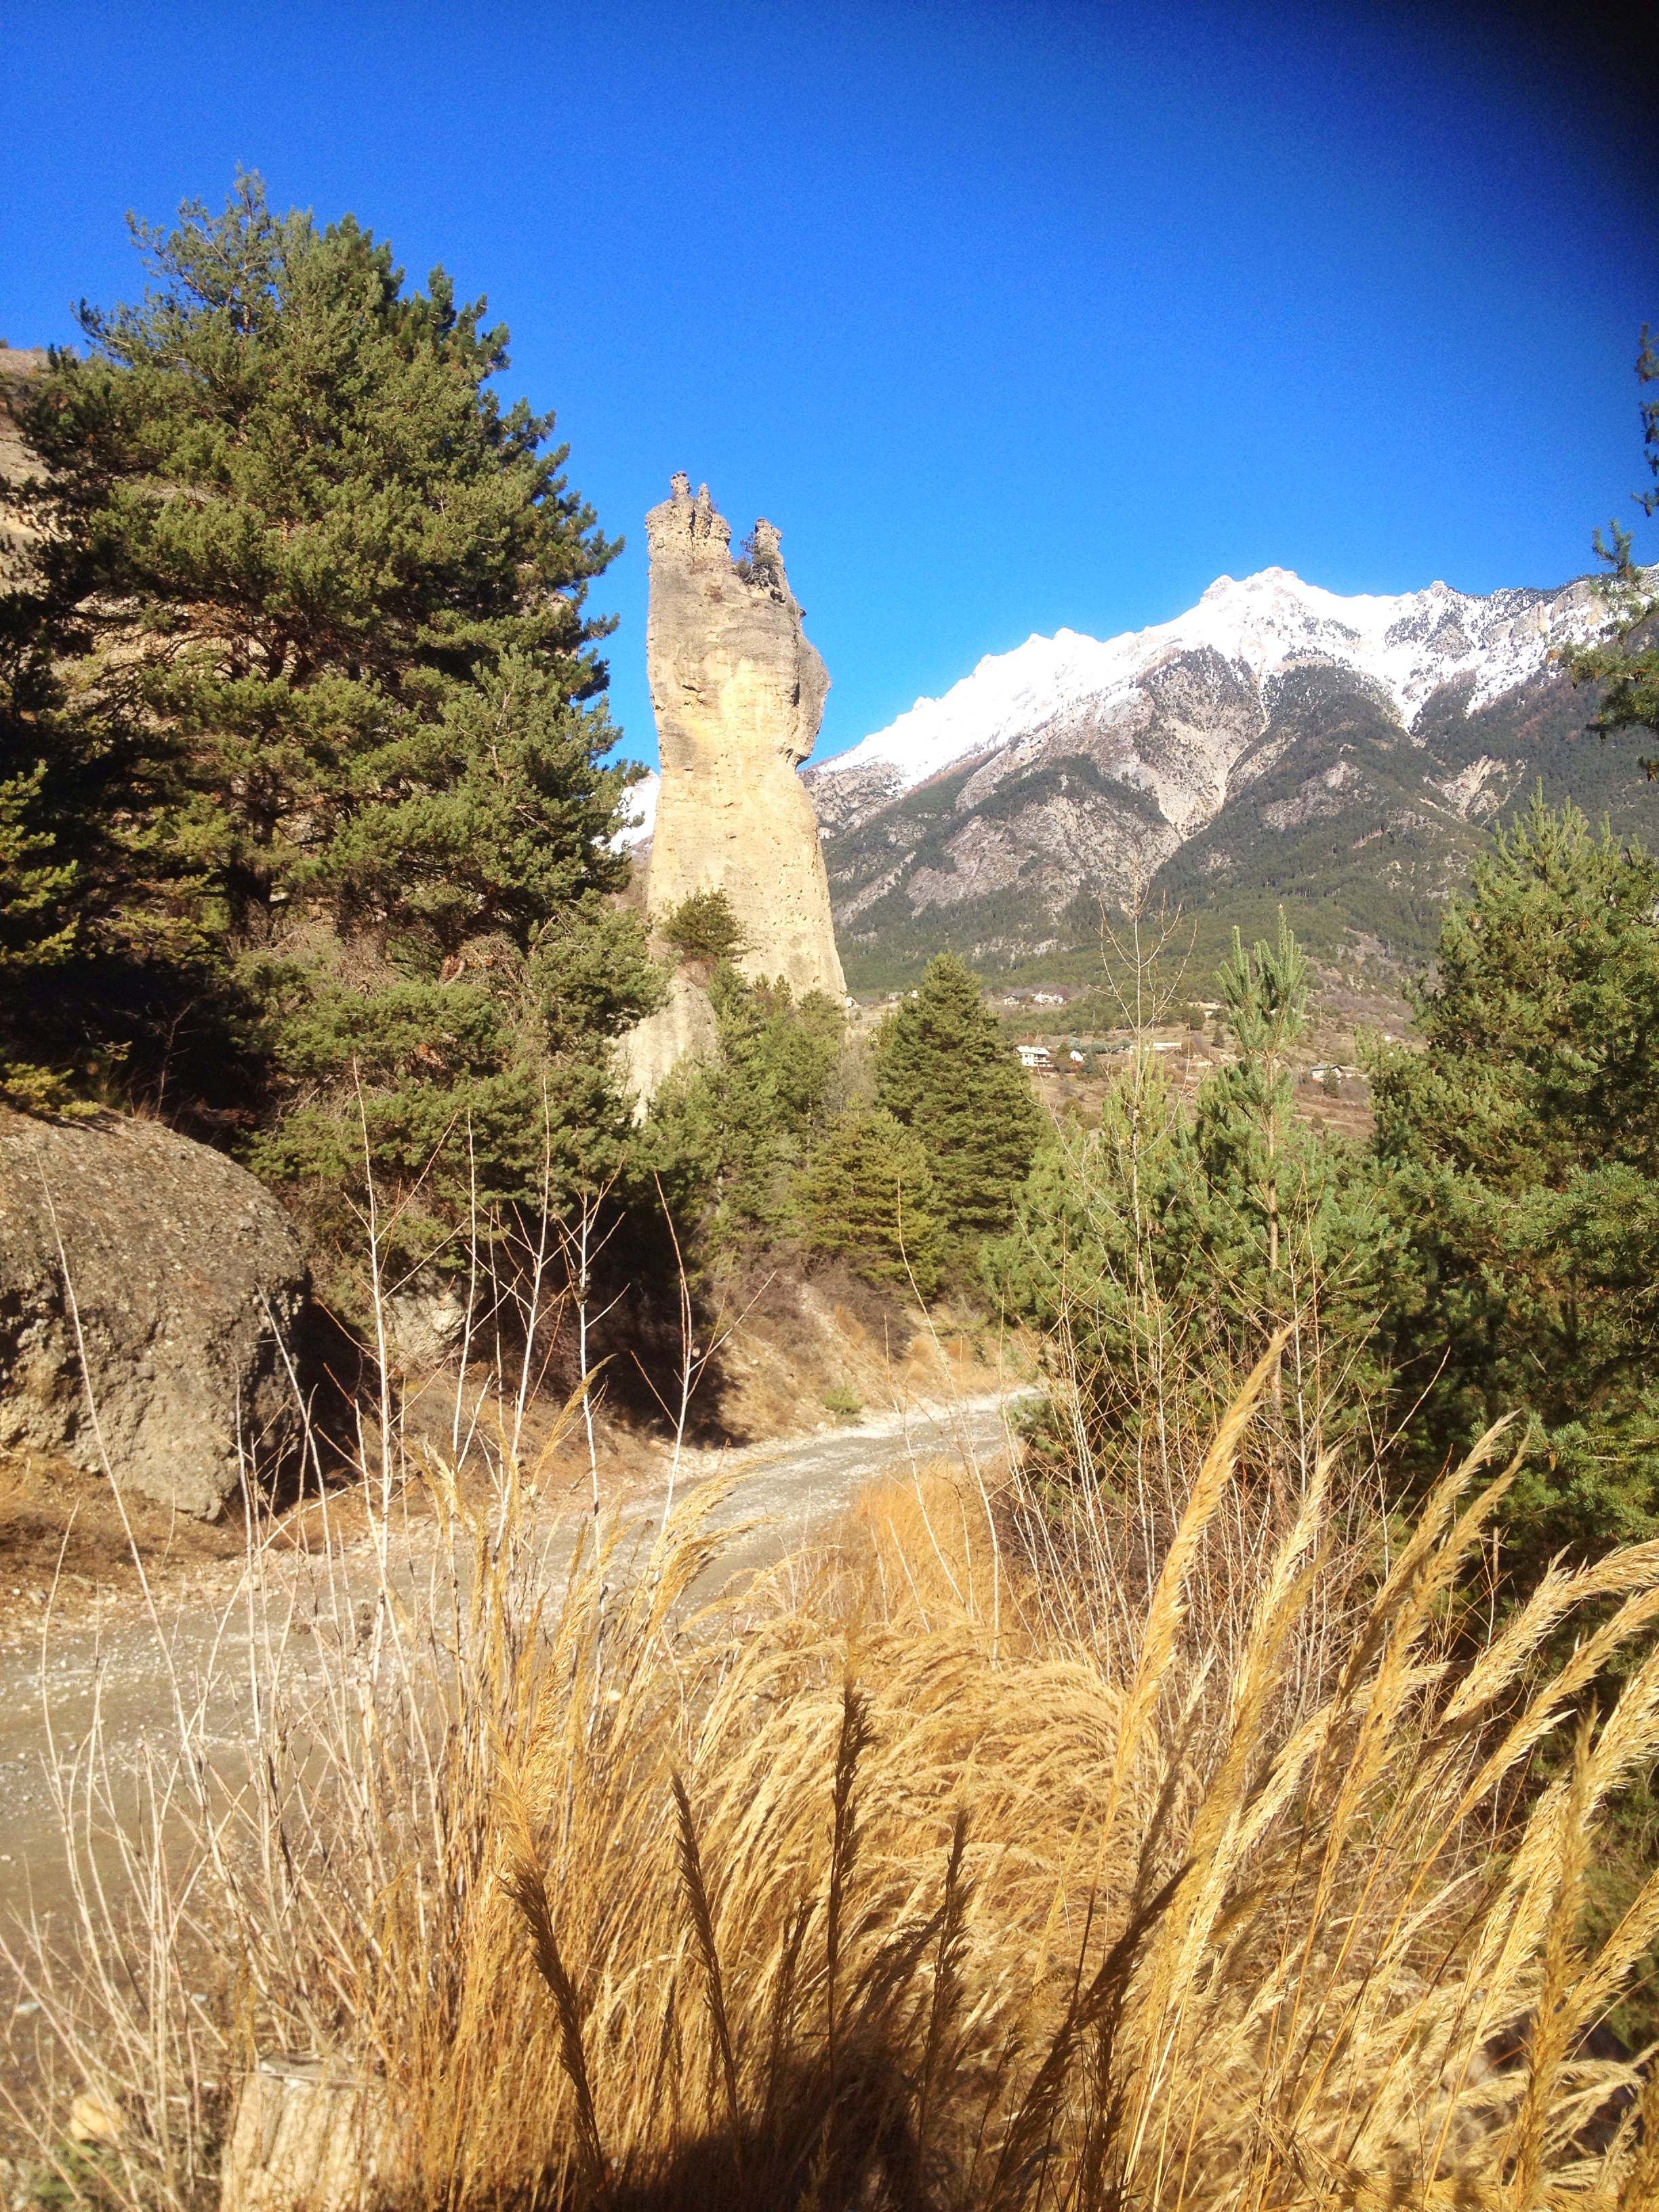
814;567;1602;804
621;564;1641;989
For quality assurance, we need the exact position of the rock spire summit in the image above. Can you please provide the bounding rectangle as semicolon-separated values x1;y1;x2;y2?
640;472;846;999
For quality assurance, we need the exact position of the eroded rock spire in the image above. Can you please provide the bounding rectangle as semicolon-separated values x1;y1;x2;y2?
641;472;845;995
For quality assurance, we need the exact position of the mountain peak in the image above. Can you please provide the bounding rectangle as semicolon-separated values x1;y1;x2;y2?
804;566;1625;994
815;567;1601;803
1204;565;1307;598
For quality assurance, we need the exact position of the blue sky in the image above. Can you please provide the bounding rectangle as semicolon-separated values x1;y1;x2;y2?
2;1;1654;769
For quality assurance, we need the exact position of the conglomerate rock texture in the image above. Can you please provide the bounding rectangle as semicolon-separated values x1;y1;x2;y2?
640;476;846;1002
621;969;722;1109
0;1111;309;1518
0;346;48;583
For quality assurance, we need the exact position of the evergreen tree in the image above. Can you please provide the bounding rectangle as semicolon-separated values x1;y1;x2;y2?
984;1053;1199;1454
1;178;658;1290
0;759;82;1112
794;1106;943;1296
1372;794;1659;1567
0;762;73;972
1563;325;1659;771
1196;915;1312;1282
0;368;123;1109
874;951;1044;1265
643;964;844;1252
658;888;750;966
987;917;1393;1477
1190;916;1395;1407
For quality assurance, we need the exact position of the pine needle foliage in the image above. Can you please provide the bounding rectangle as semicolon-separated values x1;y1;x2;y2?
1563;324;1659;772
1372;792;1659;1568
874;951;1044;1269
642;961;845;1250
0;175;657;1277
0;759;88;1111
988;914;1394;1496
1199;912;1313;1279
658;888;750;966
793;1105;945;1296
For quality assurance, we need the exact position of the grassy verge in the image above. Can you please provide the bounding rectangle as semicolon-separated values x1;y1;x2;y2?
4;1314;1659;2207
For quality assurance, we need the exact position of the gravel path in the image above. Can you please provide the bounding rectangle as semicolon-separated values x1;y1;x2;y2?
0;1389;1025;1935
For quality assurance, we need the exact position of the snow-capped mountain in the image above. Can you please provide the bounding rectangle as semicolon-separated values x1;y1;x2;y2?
614;766;658;850
798;567;1639;984
813;569;1599;812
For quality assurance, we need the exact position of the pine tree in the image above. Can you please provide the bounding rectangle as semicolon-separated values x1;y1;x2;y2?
1196;914;1311;1282
0;762;74;977
0;365;113;1110
0;759;83;1112
642;964;844;1250
874;951;1044;1265
658;888;750;966
794;1107;943;1296
1188;916;1395;1421
1372;794;1659;1185
1372;794;1659;1567
3;178;659;1288
986;918;1393;1479
1563;325;1659;772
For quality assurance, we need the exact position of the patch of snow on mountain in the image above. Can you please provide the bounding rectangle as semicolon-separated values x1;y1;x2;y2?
819;568;1601;798
612;768;658;848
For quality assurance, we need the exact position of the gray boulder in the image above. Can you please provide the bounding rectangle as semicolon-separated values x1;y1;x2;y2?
0;1110;308;1518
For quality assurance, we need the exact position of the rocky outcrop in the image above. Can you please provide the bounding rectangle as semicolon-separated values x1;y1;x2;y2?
0;346;49;583
0;1111;308;1518
640;476;846;1002
621;970;722;1111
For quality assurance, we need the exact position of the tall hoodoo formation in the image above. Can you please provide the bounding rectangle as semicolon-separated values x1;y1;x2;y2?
642;474;846;1001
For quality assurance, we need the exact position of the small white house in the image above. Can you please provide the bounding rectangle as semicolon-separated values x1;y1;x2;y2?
1017;1044;1052;1070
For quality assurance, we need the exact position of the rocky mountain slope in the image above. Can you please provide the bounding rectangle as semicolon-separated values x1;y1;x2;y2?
798;568;1654;989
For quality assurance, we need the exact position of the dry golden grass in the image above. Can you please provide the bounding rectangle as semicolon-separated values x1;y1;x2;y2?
9;1345;1659;2209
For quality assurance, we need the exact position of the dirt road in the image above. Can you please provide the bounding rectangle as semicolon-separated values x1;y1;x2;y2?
0;1389;1025;1936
